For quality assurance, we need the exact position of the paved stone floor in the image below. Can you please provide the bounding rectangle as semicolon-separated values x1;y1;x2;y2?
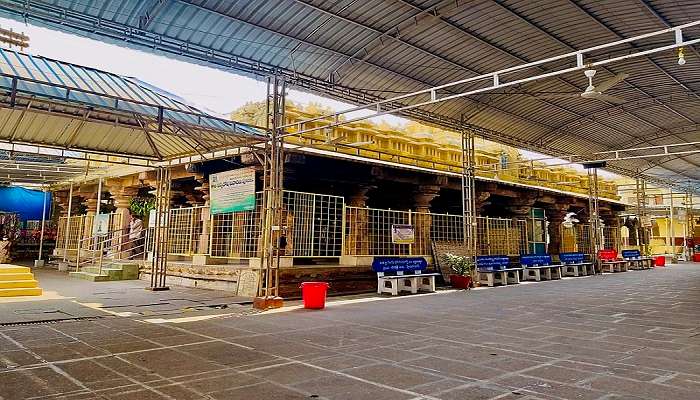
1;263;699;399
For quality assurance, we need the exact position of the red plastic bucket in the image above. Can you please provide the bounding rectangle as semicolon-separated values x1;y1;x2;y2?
655;256;666;267
300;282;329;309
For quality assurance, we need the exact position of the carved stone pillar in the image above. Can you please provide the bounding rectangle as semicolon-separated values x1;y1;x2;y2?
111;186;139;258
600;210;620;250
344;185;374;257
474;192;491;217
413;185;440;255
53;190;70;217
195;174;211;260
545;205;569;255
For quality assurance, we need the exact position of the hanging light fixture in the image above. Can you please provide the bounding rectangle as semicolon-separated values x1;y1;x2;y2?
677;47;686;66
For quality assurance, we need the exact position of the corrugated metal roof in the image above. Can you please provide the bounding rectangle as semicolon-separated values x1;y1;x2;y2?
0;0;699;188
0;47;265;161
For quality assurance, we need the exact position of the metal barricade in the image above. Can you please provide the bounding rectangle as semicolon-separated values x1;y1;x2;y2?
209;191;345;259
344;209;527;257
168;206;205;255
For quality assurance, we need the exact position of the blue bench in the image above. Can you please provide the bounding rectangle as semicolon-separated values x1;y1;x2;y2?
520;254;562;281
621;249;653;270
476;255;521;287
559;252;594;277
372;257;439;296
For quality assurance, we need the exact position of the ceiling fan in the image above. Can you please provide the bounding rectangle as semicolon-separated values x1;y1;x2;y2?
536;69;628;104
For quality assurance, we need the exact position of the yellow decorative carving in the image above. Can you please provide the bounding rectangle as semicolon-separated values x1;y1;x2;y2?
231;102;619;200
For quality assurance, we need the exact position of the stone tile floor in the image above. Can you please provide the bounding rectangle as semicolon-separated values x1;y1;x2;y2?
1;263;699;399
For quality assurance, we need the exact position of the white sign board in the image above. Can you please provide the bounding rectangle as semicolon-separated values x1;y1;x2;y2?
210;168;256;215
391;224;415;244
93;213;110;235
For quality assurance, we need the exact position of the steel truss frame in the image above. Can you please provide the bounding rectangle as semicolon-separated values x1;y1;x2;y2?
256;76;285;302
0;71;267;166
5;1;698;184
461;127;477;261
148;166;171;291
587;167;603;272
279;20;700;135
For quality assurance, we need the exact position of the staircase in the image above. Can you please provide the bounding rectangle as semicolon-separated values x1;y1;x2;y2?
69;262;140;282
0;264;43;297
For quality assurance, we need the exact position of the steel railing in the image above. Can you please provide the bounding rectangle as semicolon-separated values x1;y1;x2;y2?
75;227;147;274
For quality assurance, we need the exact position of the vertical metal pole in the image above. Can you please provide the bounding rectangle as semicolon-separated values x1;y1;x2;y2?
94;177;103;250
587;168;601;274
408;210;413;256
683;192;689;260
669;190;676;262
63;182;73;262
98;240;105;276
36;186;48;265
148;167;171;291
460;125;476;261
256;75;285;306
641;179;649;255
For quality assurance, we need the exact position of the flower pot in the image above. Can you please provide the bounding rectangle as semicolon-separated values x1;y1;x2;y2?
450;274;472;289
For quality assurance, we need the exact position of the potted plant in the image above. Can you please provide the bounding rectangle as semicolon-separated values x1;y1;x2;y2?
443;253;475;289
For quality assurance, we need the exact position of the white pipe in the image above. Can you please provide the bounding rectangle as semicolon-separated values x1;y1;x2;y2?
37;186;47;262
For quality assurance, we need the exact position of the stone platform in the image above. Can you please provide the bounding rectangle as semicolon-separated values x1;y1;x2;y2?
1;262;699;399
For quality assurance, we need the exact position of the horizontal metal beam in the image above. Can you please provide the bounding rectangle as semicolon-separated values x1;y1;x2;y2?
281;20;700;136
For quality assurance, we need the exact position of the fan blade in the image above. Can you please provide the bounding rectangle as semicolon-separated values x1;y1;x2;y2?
596;94;626;104
595;73;629;93
534;93;581;99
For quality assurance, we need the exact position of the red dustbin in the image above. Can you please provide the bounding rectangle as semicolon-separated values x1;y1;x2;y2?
693;253;700;262
655;256;666;267
300;282;329;309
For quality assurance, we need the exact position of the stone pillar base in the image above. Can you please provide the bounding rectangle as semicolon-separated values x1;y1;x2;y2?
340;255;374;267
58;262;70;272
253;296;284;310
191;254;227;266
248;257;294;269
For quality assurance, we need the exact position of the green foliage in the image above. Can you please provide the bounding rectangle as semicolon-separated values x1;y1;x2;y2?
442;253;475;276
129;197;155;218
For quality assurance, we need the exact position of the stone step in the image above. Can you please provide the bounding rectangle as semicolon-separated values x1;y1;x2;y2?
77;263;139;281
0;287;42;297
0;273;35;281
80;266;123;279
0;280;38;289
0;265;31;274
68;272;111;282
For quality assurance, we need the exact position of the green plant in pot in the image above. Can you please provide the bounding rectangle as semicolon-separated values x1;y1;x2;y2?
442;253;475;289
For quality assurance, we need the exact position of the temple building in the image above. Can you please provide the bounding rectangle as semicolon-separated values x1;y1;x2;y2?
45;102;646;295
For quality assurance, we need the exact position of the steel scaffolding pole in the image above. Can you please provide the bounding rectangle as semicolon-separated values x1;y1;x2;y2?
254;75;285;310
461;127;477;261
670;189;676;262
148;166;171;291
587;168;602;273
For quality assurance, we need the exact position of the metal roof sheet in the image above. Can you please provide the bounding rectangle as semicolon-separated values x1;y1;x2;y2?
0;0;698;189
0;47;265;162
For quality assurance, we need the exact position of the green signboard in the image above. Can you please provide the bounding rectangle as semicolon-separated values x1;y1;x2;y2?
209;167;256;214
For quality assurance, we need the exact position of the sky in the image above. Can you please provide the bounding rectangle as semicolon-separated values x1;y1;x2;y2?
0;16;618;178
